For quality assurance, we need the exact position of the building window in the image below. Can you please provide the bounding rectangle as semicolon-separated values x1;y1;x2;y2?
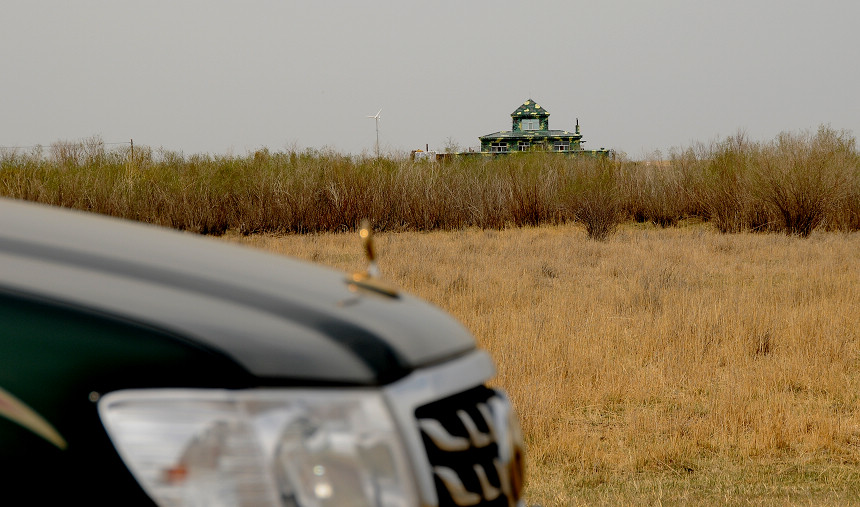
490;142;509;153
553;141;569;152
517;141;530;151
521;119;539;131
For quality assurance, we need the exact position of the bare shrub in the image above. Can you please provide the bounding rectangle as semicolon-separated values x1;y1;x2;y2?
751;126;854;237
50;140;84;168
568;159;621;241
830;188;860;231
620;157;688;227
823;142;860;232
82;135;107;167
699;133;758;233
505;155;564;227
3;131;858;237
617;160;649;223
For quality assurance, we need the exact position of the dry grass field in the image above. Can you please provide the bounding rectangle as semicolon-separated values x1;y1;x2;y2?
225;222;860;505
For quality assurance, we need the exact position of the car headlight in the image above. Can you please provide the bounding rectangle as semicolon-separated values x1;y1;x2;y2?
98;388;417;507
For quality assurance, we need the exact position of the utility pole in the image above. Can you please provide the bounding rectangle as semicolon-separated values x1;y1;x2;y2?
367;108;382;158
375;121;379;158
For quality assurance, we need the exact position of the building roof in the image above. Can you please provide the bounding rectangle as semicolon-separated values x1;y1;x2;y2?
511;99;549;118
479;129;582;141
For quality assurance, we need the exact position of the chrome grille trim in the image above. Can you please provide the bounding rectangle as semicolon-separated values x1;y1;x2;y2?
382;350;496;506
419;419;470;452
456;408;493;448
417;387;510;507
415;387;523;506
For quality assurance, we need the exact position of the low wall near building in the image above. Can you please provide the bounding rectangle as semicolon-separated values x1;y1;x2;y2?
412;149;613;162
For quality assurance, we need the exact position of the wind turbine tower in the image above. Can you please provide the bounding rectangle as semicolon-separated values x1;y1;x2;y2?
367;108;382;157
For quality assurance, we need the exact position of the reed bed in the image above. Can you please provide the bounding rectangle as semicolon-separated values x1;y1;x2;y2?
2;126;858;239
227;224;860;505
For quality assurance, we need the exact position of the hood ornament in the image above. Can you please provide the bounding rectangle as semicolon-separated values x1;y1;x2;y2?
346;219;399;298
359;219;381;278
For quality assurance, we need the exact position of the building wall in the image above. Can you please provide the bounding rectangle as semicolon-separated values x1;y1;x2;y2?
511;116;550;132
480;136;583;153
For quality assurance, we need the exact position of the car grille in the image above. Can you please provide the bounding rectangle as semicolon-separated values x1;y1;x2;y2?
415;386;521;507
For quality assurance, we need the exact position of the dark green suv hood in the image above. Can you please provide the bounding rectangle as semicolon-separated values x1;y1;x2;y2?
0;199;476;385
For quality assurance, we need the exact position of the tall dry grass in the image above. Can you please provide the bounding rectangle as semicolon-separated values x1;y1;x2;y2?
3;126;859;240
227;224;860;505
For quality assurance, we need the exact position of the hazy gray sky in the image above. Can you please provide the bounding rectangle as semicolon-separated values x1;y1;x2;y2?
3;1;858;158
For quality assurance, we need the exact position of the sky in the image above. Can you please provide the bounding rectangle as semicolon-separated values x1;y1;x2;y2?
2;0;859;159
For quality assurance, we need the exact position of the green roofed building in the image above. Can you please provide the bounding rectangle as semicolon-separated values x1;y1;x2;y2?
479;99;610;156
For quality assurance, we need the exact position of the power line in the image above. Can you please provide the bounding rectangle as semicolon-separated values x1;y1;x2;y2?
0;141;132;150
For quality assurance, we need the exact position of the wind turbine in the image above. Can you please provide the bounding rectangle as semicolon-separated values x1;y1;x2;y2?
367;107;382;157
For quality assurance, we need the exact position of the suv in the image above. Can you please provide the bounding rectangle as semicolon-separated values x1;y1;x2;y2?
0;198;525;506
